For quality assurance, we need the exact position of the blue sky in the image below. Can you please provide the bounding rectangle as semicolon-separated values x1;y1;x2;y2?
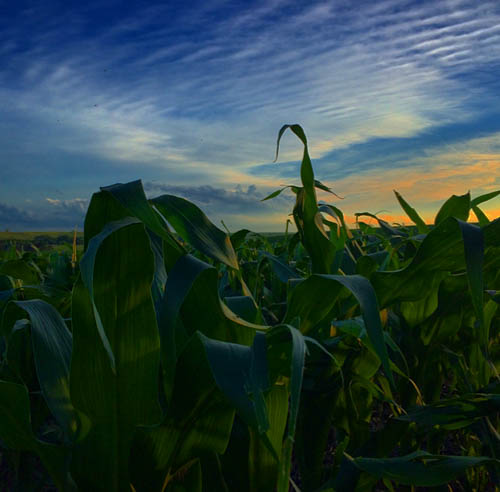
1;0;499;231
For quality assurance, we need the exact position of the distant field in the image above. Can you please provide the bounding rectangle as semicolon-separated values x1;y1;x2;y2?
0;231;84;252
0;231;83;240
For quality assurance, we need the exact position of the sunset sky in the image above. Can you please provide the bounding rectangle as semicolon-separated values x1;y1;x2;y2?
1;0;499;231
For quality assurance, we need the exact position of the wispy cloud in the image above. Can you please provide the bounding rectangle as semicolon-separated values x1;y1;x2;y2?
1;0;499;229
0;198;87;231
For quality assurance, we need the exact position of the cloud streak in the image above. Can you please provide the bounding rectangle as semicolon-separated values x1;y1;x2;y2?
0;0;499;229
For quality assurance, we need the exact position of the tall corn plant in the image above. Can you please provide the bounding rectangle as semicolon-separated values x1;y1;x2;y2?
260;125;500;490
0;125;499;491
0;180;307;491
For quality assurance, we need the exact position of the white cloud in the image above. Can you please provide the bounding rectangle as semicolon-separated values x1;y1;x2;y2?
0;0;499;230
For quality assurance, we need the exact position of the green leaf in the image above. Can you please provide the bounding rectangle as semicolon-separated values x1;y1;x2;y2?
393;190;428;234
131;331;276;492
349;450;500;487
249;385;288;492
372;217;483;307
202;332;271;433
157;253;266;401
70;219;162;491
12;300;77;440
224;296;260;324
85;183;183;276
230;229;251;249
471;189;500;207
101;180;184;263
261;186;293;202
260;252;301;283
0;259;39;284
285;274;394;386
398;393;500;430
472;204;490;226
0;381;70;490
457;221;484;341
79;216;141;371
130;334;236;491
355;212;405;237
266;325;306;492
152;194;239;270
434;192;471;225
274;125;336;273
314;180;343;199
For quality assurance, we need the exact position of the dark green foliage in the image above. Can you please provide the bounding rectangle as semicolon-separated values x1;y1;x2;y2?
0;125;498;491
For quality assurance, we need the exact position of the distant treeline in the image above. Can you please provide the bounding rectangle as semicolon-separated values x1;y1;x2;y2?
0;234;83;251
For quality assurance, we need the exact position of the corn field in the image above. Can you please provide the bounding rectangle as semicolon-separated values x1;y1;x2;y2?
0;125;499;491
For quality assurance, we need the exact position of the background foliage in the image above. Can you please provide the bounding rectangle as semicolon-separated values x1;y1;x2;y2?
0;125;499;491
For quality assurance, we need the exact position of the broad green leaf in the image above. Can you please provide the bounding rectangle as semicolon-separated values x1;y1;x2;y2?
224;296;260;323
5;318;36;386
79;216;141;371
285;274;394;386
147;229;168;311
261;251;301;283
457;221;484;342
101;180;168;238
349;450;500;486
130;336;235;491
284;275;343;335
399;272;445;327
85;184;183;278
393;190;428;233
266;325;306;492
230;229;251;249
70;220;162;491
0;259;39;284
249;384;288;492
372;217;486;307
131;331;275;492
398;393;500;430
101;180;184;265
0;381;70;490
152;194;239;270
355;212;405;237
200;453;230;492
157;253;266;401
12;300;77;440
434;192;470;225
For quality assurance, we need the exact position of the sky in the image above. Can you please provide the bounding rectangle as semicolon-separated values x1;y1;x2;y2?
1;0;499;232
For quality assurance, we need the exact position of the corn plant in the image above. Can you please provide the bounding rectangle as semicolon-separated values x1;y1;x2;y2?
0;125;498;491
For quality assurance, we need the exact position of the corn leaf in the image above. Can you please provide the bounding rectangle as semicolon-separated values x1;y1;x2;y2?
471;189;500;207
434;192;470;225
157;253;266;401
472;204;490;226
0;381;70;490
101;180;185;266
398;393;500;430
393;190;428;234
285;274;394;386
70;220;162;491
11;299;77;441
349;451;500;486
152;194;239;270
275;125;335;273
372;216;494;307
